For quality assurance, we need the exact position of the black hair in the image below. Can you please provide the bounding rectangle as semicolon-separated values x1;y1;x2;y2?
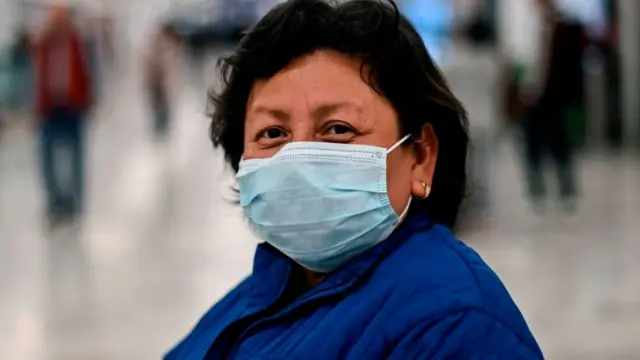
209;0;469;228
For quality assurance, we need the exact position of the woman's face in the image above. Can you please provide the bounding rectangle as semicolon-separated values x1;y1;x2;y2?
244;50;438;215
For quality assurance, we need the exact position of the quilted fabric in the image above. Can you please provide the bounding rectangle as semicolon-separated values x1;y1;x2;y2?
165;214;543;360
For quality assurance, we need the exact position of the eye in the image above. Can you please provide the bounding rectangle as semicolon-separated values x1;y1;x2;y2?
260;127;286;139
325;123;354;136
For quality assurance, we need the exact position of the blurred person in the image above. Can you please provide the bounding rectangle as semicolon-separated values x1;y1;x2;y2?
34;6;93;224
144;23;179;141
165;1;542;359
601;0;622;146
10;28;33;113
0;28;32;128
0;57;8;133
100;17;116;68
522;0;585;212
457;0;497;46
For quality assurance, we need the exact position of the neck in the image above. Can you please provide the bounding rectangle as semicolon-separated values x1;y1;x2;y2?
303;269;325;288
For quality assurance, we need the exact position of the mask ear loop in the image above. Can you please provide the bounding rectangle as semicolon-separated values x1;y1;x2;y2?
386;134;412;154
386;135;431;200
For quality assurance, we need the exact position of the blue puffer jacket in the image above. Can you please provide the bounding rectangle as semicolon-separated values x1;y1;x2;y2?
165;215;543;359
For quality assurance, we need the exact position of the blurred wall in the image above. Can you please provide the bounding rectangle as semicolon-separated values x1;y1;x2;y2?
618;0;640;145
0;0;18;48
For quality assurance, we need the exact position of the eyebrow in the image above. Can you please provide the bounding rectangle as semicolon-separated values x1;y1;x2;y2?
250;106;290;122
312;102;363;118
250;101;363;121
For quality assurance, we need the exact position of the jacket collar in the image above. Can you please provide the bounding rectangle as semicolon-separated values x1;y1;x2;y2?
248;214;434;306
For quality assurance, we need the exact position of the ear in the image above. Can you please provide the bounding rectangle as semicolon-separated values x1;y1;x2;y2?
410;123;439;199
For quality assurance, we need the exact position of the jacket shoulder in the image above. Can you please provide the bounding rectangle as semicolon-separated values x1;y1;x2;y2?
374;225;484;309
371;225;532;335
387;309;544;359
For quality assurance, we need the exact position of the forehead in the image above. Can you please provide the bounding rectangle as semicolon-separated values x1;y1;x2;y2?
247;50;376;110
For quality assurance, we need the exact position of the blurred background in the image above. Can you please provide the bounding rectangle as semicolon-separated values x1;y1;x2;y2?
0;0;637;358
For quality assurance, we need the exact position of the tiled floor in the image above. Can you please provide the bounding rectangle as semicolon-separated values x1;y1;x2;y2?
1;29;639;360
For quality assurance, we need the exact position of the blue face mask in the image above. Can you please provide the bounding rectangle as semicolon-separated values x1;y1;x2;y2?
236;135;412;273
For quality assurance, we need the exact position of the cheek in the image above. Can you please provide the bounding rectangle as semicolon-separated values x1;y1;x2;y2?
385;151;413;216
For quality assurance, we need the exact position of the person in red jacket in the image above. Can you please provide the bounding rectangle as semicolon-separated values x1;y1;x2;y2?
35;6;92;224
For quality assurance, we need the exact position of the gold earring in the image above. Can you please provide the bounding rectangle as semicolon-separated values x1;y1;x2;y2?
420;181;431;200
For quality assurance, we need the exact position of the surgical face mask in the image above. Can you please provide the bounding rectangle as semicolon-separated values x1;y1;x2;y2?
236;135;412;273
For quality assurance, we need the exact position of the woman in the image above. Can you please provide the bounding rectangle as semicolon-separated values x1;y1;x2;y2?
166;1;543;359
144;24;179;140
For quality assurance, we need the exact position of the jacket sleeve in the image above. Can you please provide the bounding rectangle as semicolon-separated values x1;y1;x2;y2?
388;310;544;360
